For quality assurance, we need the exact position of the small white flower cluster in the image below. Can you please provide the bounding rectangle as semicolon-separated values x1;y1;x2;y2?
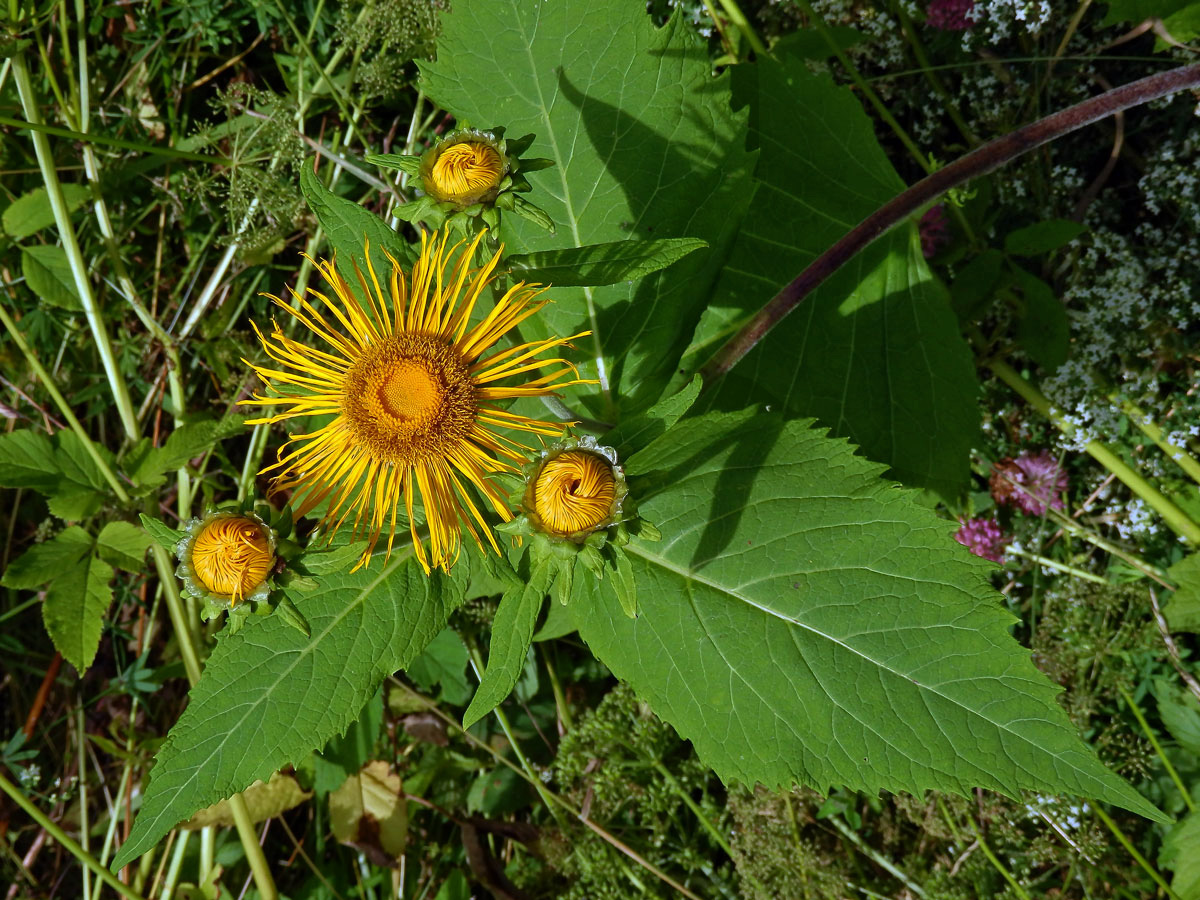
963;0;1053;44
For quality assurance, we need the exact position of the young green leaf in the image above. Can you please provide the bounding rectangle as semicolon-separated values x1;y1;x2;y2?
96;521;153;572
420;0;755;415
462;558;553;729
1004;219;1087;256
47;430;114;520
1161;808;1200;898
42;544;114;674
504;238;707;287
1166;553;1200;632
112;553;465;871
407;629;473;706
139;514;185;552
1011;266;1069;370
364;153;421;177
573;410;1165;821
614;374;702;466
129;415;249;487
2;525;94;588
0;429;60;492
3;184;90;238
21;245;83;311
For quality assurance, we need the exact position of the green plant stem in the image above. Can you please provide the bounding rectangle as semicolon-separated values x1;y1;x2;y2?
539;643;573;732
701;62;1200;382
228;794;278;900
157;831;190;900
0;302;131;503
1093;806;1180;899
1005;546;1108;584
964;817;1031;900
0;771;146;900
988;357;1200;544
149;544;202;684
1110;393;1200;487
715;0;768;56
9;53;140;442
828;816;927;898
1118;685;1195;813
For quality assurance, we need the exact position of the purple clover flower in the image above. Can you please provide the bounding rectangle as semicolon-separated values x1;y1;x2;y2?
954;516;1008;563
926;0;977;30
992;451;1068;516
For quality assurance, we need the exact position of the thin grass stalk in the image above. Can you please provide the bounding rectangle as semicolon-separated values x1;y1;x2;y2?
8;53;140;441
1005;546;1109;584
828;816;927;898
78;705;92;900
1110;393;1200;487
964;817;1032;900
1118;684;1196;813
0;771;146;900
395;680;706;900
1093;806;1180;899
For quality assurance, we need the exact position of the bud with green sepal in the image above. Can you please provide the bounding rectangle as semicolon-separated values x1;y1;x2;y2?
368;125;554;238
171;502;311;636
496;436;658;618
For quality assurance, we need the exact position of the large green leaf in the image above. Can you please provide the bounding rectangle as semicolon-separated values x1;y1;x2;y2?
113;554;465;869
573;410;1162;820
0;429;59;492
420;0;755;417
697;57;978;497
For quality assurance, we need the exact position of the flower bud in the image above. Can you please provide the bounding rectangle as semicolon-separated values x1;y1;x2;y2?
178;511;276;607
520;439;627;542
421;131;508;209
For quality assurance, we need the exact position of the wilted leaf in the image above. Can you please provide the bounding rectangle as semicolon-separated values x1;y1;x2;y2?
183;773;311;829
330;761;407;860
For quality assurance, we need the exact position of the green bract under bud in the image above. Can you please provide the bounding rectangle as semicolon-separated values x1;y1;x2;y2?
368;125;555;236
498;437;657;618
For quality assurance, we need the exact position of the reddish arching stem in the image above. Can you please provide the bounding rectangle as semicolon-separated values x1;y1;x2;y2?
699;63;1200;384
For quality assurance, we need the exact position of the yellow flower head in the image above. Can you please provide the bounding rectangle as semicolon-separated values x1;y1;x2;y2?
179;511;275;606
531;450;617;537
426;140;505;207
242;229;591;573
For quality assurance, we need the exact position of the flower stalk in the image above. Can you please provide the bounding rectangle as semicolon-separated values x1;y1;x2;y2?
700;62;1200;384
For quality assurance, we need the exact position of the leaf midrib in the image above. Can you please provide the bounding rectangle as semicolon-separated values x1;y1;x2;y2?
623;539;1106;786
153;548;415;802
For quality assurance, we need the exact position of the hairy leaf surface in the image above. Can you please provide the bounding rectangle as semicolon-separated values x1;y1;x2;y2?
113;555;464;869
574;411;1162;819
420;0;754;416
